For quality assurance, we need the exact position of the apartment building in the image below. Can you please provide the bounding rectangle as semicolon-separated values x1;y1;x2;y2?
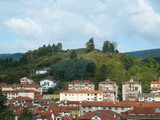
98;79;118;102
20;77;34;84
68;80;95;91
150;79;160;93
60;90;103;101
122;78;142;101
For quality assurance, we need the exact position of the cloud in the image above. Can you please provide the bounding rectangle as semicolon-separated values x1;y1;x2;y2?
0;0;160;53
4;17;42;39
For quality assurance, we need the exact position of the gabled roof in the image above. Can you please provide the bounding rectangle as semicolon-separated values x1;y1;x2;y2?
123;79;142;84
78;110;117;120
150;80;160;84
61;90;102;94
51;106;70;113
11;96;34;101
120;107;160;119
0;83;6;86
3;83;40;87
82;101;140;107
99;79;117;84
127;107;155;114
68;80;93;83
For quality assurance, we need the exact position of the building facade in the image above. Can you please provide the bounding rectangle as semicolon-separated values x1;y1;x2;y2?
98;79;118;102
60;90;103;101
20;77;34;84
122;78;142;101
40;79;57;92
68;80;95;91
150;79;160;93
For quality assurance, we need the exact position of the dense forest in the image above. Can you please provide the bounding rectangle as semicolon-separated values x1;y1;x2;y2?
0;38;159;95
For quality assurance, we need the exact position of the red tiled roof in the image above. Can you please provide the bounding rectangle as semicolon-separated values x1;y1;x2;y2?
3;83;40;87
62;106;80;110
82;101;140;107
99;79;117;84
68;80;93;83
11;96;34;101
78;111;117;120
127;107;155;114
150;88;160;90
0;83;6;86
121;107;160;119
150;80;160;84
51;106;70;113
61;90;102;94
19;90;40;93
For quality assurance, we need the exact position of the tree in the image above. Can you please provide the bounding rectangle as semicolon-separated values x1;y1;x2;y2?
48;88;54;94
1;109;14;120
102;40;110;53
85;37;95;52
0;91;7;120
102;40;119;54
18;107;33;120
70;50;77;59
56;43;62;52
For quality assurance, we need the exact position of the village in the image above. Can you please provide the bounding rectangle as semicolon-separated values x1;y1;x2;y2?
1;73;160;120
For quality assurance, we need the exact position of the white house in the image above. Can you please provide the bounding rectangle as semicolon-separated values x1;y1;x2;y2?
40;79;57;92
60;90;103;101
20;77;34;84
36;68;50;74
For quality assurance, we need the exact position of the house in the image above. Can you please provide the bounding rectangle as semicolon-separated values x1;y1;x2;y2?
81;101;140;115
60;90;103;102
10;96;34;105
2;89;42;100
77;110;117;120
36;68;50;75
122;78;142;101
0;83;6;91
98;79;118;102
138;93;160;102
120;107;160;120
40;79;57;92
68;80;95;91
20;77;34;84
1;83;42;94
1;83;42;99
150;79;160;93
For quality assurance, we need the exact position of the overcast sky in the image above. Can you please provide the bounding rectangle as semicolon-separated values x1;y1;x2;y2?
0;0;160;53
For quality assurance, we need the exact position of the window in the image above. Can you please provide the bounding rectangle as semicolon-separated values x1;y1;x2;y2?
121;107;124;110
109;107;111;109
115;107;118;110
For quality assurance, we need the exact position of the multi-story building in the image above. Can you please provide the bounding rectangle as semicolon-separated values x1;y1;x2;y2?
138;93;160;102
20;77;34;84
60;90;103;101
122;78;142;101
2;83;42;94
98;79;118;102
150;79;160;93
68;80;95;91
40;79;57;92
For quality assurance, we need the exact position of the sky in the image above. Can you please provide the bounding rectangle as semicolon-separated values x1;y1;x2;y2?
0;0;160;54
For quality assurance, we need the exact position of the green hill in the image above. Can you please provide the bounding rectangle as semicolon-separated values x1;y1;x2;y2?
0;53;23;60
124;48;160;59
0;46;159;95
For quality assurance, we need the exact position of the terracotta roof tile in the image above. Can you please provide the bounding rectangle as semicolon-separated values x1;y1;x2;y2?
11;96;34;101
61;90;102;94
99;79;117;84
78;111;117;120
68;80;93;83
